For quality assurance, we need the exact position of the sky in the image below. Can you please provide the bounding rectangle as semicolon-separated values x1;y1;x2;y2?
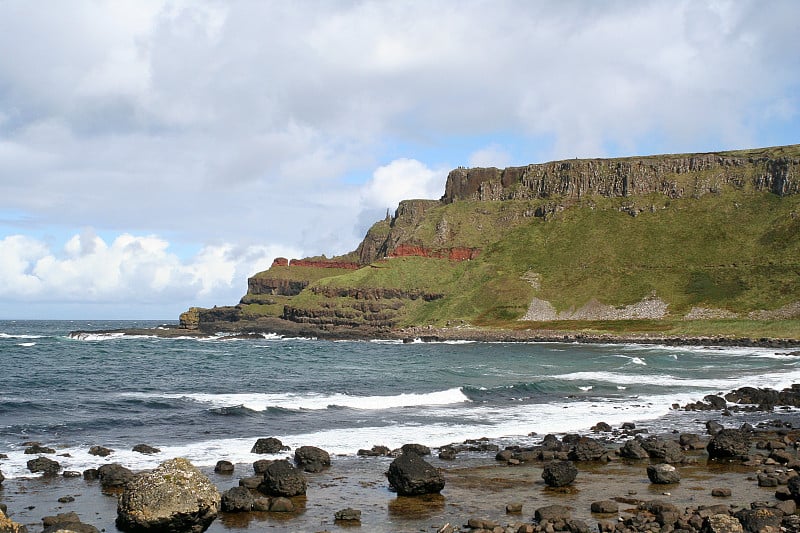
0;0;798;320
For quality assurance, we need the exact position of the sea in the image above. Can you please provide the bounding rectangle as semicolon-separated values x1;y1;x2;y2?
2;319;800;480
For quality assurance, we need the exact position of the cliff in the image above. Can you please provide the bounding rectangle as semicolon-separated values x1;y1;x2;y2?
184;144;800;338
442;145;799;203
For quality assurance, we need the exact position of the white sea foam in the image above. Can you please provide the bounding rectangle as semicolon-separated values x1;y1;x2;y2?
0;333;44;339
120;388;471;411
17;342;35;347
0;391;696;479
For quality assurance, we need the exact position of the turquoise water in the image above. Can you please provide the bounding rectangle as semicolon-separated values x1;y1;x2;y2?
1;320;799;478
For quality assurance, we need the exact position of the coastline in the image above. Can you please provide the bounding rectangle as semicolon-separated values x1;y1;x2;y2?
3;405;800;533
69;320;800;348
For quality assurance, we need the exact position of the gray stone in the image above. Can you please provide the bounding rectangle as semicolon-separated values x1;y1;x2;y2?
334;508;361;522
97;464;134;488
647;463;680;484
258;460;307;497
116;458;220;533
542;460;577;487
27;457;60;476
294;446;330;473
221;486;254;512
269;497;294;512
707;429;751;459
591;500;619;514
387;452;445;495
251;437;287;454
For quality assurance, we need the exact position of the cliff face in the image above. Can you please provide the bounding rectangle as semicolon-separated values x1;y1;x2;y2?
185;144;800;334
442;148;799;203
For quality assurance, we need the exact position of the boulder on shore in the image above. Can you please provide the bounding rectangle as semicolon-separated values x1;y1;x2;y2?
98;464;135;488
707;428;752;459
541;460;578;487
27;456;60;476
116;458;221;533
294;446;330;473
251;437;288;454
647;463;680;484
387;452;445;495
258;460;307;497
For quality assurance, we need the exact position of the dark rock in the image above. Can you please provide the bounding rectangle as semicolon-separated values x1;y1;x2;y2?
269;497;294;512
62;471;81;478
220;487;254;512
647;463;680;484
400;443;430;456
438;446;457;460
82;468;98;480
88;446;113;457
386;452;445;495
24;444;55;454
707;429;752;459
131;444;160;455
787;475;800;500
619;438;649;459
535;504;571;523
506;502;523;514
711;488;732;497
116;458;220;533
621;422;636;430
253;459;273;474
702;514;744;533
252;497;270;512
542;460;577;487
703;395;727;409
334;508;361;522
43;512;81;528
0;469;4;485
733;507;783;533
495;449;514;462
27;457;60;476
250;437;288;454
467;518;500;530
42;523;99;533
97;464;134;488
640;436;684;463
258;460;307;497
591;421;612;432
591;500;619;514
706;420;724;435
566;519;592;533
357;445;390;457
41;512;100;532
294;446;330;473
238;476;261;490
57;496;75;503
541;434;564;451
214;460;234;474
679;433;705;449
568;437;606;461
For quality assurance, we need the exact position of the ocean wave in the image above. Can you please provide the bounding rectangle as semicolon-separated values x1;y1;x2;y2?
0;333;45;339
118;388;471;412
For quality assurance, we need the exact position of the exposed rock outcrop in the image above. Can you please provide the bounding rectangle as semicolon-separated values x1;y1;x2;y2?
116;458;220;533
442;149;799;203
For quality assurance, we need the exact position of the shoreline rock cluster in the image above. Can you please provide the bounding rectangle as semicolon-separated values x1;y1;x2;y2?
4;385;800;532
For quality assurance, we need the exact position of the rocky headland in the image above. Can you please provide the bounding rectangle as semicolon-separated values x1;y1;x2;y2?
156;144;800;344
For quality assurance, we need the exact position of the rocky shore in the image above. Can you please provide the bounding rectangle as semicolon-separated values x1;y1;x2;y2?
68;322;800;349
4;385;800;532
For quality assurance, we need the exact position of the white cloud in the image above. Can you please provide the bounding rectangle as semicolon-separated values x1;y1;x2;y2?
468;145;512;169
0;1;797;317
360;159;446;211
0;232;298;307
